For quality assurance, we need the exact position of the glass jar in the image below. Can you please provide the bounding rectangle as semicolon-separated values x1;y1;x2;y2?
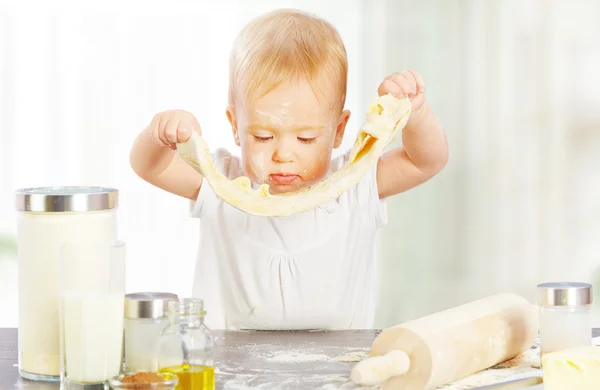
15;186;118;382
59;241;126;389
124;292;179;372
538;282;593;360
157;299;215;390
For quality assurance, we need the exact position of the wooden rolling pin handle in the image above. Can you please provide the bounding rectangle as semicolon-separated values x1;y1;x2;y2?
350;350;411;386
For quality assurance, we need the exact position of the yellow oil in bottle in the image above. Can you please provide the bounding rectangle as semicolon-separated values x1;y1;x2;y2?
159;364;215;390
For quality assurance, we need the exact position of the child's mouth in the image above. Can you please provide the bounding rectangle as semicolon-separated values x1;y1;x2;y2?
269;173;300;185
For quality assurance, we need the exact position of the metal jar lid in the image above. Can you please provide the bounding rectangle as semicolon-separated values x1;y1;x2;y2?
125;292;179;319
15;186;118;212
537;282;593;307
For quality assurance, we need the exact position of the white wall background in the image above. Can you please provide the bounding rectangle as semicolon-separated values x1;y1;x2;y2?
375;0;600;326
0;0;374;326
1;0;600;328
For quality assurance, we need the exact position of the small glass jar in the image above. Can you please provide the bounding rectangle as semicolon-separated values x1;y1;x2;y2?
538;282;593;360
124;293;179;372
157;298;215;390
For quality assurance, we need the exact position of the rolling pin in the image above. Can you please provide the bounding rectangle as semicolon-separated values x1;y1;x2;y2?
351;293;538;390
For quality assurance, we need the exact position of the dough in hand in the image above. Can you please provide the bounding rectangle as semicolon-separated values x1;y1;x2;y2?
350;350;411;386
176;94;411;217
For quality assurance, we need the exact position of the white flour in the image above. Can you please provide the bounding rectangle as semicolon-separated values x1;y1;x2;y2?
334;351;370;363
218;336;546;389
221;374;362;389
267;350;331;362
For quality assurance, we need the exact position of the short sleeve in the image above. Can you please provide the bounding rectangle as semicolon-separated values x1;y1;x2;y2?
189;148;243;218
332;151;388;228
352;160;388;228
189;188;204;218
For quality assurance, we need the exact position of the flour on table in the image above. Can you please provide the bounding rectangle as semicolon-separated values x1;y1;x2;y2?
334;351;370;363
325;376;352;383
267;350;331;362
221;374;367;389
321;383;379;389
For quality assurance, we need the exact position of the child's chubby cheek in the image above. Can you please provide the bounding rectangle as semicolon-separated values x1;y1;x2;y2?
248;150;268;181
302;153;330;184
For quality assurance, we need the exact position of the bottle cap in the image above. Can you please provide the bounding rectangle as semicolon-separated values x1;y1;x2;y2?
537;282;592;307
125;292;179;319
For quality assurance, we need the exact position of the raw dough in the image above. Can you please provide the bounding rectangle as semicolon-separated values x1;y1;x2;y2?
350;350;411;386
176;94;411;217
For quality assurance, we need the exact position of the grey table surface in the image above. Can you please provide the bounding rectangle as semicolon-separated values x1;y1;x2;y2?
0;327;380;390
2;328;598;390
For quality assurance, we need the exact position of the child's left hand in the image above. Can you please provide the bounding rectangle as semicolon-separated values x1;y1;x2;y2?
377;70;426;112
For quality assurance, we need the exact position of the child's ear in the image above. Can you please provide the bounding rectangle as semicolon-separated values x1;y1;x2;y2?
333;109;351;148
226;106;241;146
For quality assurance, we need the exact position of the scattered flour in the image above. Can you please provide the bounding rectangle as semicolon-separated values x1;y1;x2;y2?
334;351;369;363
321;376;380;389
325;376;351;383
221;374;365;389
322;383;378;389
268;350;331;362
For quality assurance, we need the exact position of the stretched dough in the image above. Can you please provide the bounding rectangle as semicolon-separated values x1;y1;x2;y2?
176;94;411;217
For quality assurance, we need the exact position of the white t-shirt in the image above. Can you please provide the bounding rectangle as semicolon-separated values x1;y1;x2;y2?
190;148;387;330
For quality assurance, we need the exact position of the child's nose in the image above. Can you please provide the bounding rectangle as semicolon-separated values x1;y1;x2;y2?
272;140;295;163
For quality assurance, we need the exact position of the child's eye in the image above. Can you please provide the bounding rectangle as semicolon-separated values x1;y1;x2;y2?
254;135;273;142
298;137;316;144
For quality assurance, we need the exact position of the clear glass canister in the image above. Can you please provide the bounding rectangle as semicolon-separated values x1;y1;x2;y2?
538;281;593;359
15;186;118;382
124;292;179;372
157;298;215;390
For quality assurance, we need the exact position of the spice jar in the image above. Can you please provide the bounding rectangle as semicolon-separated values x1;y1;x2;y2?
15;186;118;382
157;298;215;390
538;282;593;359
124;292;179;372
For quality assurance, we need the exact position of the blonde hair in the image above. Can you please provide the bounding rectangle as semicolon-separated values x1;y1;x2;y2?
228;9;348;111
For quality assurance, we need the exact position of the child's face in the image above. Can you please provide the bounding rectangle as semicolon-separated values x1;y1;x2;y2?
228;81;350;194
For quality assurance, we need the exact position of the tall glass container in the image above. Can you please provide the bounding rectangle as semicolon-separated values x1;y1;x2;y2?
15;186;118;381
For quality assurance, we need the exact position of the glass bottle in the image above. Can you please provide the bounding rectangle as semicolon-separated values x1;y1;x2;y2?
157;298;215;390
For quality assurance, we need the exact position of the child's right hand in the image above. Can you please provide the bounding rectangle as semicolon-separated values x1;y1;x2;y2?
150;110;202;150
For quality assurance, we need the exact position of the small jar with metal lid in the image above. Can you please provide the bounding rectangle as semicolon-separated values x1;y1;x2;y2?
124;292;179;372
538;282;593;359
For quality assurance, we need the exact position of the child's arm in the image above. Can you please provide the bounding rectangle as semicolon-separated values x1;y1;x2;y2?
376;71;448;199
130;110;203;201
